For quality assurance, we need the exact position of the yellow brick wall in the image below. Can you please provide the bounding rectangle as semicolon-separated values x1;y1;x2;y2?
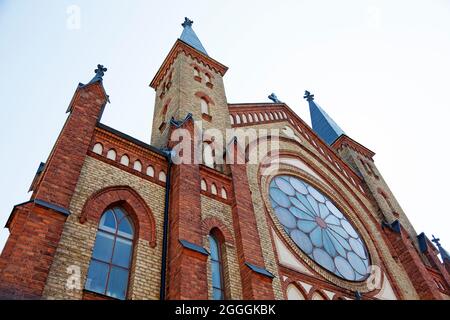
42;156;166;300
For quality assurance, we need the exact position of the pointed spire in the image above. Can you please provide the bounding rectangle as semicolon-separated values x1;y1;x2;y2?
304;90;345;145
179;17;208;56
432;235;450;263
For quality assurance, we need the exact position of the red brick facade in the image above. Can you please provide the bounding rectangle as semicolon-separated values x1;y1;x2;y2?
1;26;449;301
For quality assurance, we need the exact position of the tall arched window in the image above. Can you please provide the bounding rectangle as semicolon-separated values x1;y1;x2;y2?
209;233;224;300
201;98;209;115
203;143;214;168
85;207;134;300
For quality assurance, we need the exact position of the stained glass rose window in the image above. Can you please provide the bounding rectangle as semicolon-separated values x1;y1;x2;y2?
269;175;370;281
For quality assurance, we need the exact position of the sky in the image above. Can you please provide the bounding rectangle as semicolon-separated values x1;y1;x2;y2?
0;0;449;255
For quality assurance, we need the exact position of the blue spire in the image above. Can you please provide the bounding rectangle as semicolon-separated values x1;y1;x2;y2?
432;235;450;263
179;17;208;56
304;90;345;145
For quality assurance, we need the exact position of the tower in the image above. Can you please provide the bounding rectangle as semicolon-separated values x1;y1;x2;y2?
305;90;450;299
150;17;230;150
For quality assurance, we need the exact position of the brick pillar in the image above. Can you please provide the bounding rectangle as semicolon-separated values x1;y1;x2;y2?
384;223;441;299
33;82;108;208
0;82;108;299
165;116;209;299
228;141;275;299
0;204;66;299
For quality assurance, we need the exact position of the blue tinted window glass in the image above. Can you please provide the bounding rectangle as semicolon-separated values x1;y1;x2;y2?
112;238;133;268
268;175;370;281
92;231;114;262
213;288;223;300
211;261;221;288
99;210;116;232
209;235;219;260
118;217;133;239
106;267;129;300
85;260;109;294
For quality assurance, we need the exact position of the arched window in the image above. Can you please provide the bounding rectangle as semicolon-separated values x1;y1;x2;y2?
211;183;217;195
85;207;134;300
120;155;129;166
133;160;142;172
159;171;166;182
259;113;264;121
235;115;241;124
221;187;227;199
248;113;253;123
205;73;211;83
201;98;209;115
93;143;103;155
209;233;224;300
107;149;117;161
242;114;247;123
146;165;154;177
230;115;234;125
286;284;306;300
201;179;207;191
194;67;200;77
203;143;214;168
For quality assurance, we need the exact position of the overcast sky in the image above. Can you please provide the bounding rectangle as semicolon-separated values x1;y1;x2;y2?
0;0;449;255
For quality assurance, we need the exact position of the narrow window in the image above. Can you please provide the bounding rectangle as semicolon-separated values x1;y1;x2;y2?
85;207;134;300
146;165;154;177
201;98;209;115
93;143;103;155
133;160;142;172
203;143;214;168
211;183;217;195
120;155;129;166
201;179;207;191
221;187;227;199
194;67;200;77
107;149;117;161
209;233;224;300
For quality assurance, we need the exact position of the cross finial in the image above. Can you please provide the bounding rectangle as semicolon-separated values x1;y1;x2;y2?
432;235;441;247
303;90;314;102
268;93;282;103
182;17;193;28
94;64;107;78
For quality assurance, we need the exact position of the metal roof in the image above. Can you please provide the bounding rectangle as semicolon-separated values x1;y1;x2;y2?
179;17;208;56
304;91;345;145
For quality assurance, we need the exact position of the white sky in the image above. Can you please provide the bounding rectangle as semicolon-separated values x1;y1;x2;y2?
0;0;449;255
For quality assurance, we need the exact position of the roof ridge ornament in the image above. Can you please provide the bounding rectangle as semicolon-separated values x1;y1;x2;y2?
268;93;282;103
88;64;107;85
182;17;193;28
432;235;450;262
303;90;314;102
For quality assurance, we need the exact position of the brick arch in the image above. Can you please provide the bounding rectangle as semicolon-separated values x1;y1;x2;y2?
201;217;234;245
194;91;215;105
284;281;308;300
79;185;156;247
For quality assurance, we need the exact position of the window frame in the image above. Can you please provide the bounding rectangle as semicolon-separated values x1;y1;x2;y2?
85;206;135;300
209;233;225;300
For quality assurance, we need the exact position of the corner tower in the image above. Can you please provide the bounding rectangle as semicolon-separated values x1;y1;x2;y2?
150;18;230;148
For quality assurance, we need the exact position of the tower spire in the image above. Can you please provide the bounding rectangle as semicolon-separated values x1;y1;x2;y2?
432;235;450;263
179;17;208;56
303;90;345;145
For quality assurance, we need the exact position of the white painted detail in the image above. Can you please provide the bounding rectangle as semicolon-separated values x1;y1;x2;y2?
374;275;397;300
286;284;306;300
323;290;336;300
93;143;103;155
298;281;313;294
271;228;314;276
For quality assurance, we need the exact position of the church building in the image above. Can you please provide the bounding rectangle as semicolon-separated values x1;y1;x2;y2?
0;18;449;300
